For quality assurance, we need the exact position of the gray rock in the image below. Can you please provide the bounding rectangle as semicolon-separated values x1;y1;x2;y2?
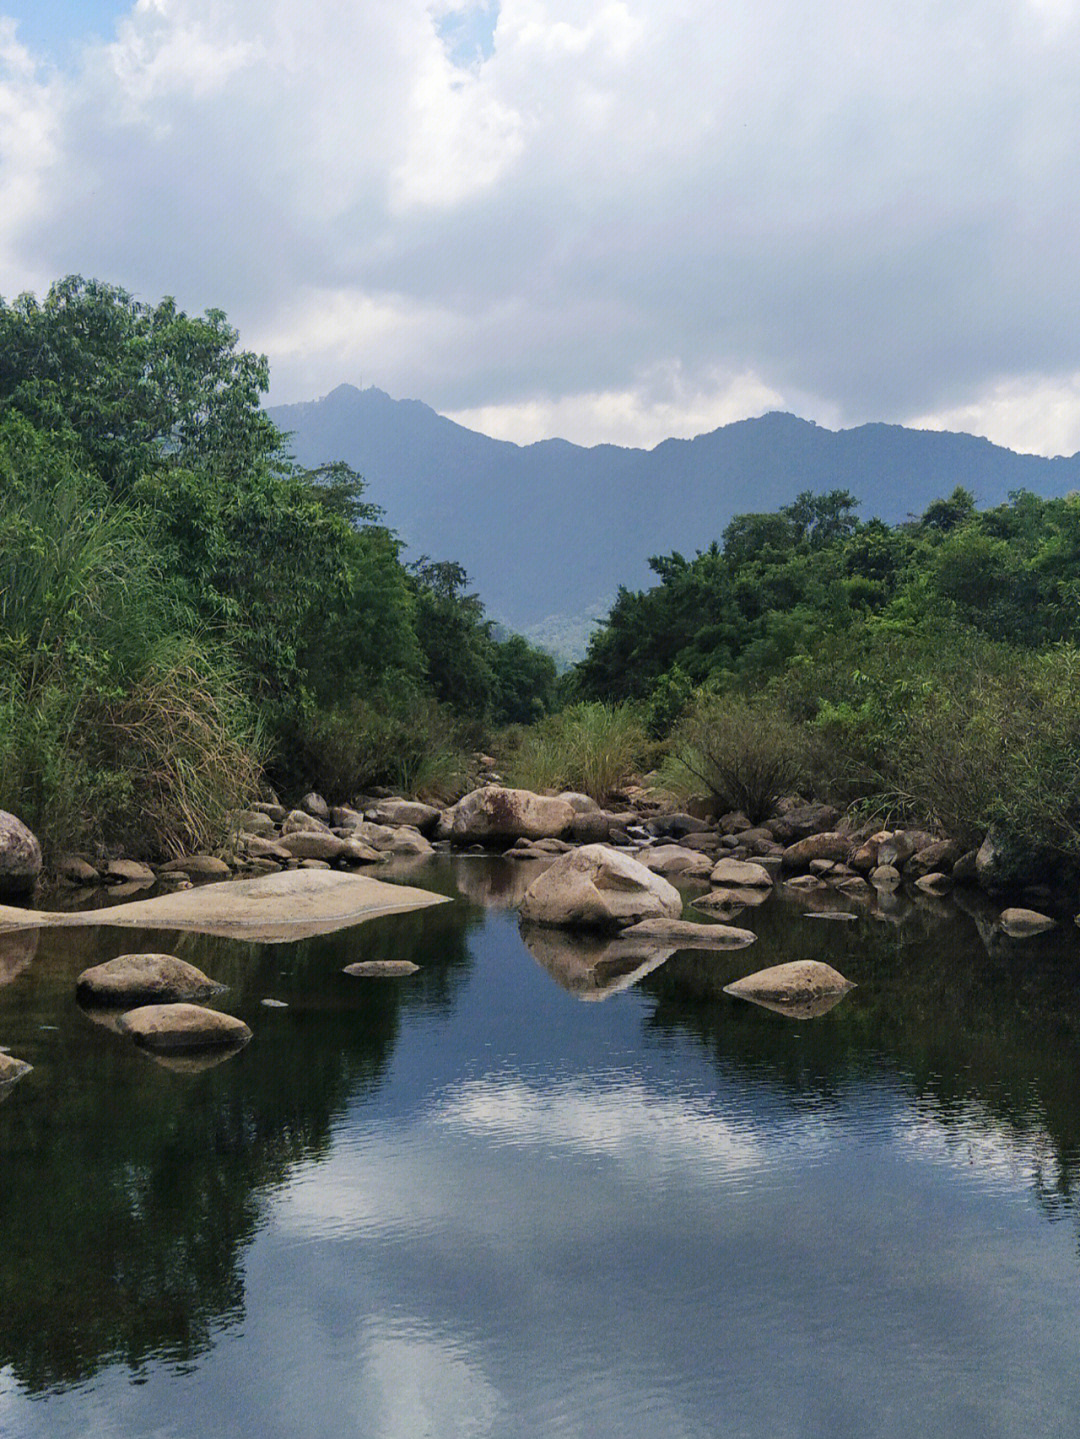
343;960;420;977
570;811;611;843
999;907;1056;938
765;803;841;845
710;857;774;887
57;855;98;885
232;809;276;838
622;918;757;949
0;1051;32;1089
915;872;953;895
870;864;901;888
77;953;225;1007
976;830;1012;891
366;799;441;834
907;839;964;877
119;1003;252;1051
278;831;347;861
300;791;330;821
520;844;681;930
724;960;855;1018
104;859;156;884
451;786;576;845
0;811;42;899
159;854;232;878
781;832;852;871
282;808;331;835
638;845;714;878
558;792;602;814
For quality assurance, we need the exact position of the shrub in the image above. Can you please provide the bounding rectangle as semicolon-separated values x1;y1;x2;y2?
661;692;808;821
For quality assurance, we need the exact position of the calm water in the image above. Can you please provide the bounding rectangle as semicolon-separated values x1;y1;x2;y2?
3;857;1080;1438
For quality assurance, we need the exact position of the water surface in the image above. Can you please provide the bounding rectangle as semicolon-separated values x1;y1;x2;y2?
3;858;1080;1437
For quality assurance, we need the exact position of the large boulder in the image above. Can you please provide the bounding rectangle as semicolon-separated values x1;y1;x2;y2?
450;786;576;845
77;953;225;1007
119;1003;252;1052
278;831;348;861
638;845;714;878
724;960;855;1017
520;844;682;930
976;830;1013;891
366;799;441;834
0;812;42;899
780;832;852;871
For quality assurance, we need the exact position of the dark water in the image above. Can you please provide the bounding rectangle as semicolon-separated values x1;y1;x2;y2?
3;857;1080;1438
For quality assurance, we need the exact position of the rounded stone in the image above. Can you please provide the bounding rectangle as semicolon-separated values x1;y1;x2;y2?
0;810;42;899
77;953;225;1007
343;961;420;978
119;1003;252;1051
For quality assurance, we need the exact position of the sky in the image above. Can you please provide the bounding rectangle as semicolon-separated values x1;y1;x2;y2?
1;1;1079;453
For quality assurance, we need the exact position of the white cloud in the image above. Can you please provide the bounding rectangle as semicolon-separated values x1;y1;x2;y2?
908;373;1080;458
2;0;1080;449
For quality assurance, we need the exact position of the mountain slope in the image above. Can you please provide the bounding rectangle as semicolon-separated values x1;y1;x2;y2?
269;385;1080;631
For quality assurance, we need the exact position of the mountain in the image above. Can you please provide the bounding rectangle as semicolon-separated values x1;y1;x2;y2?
268;384;1080;636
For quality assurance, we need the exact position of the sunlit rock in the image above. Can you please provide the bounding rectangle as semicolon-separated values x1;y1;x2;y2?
621;918;756;949
999;907;1056;938
449;786;576;845
76;953;225;1007
520;844;681;930
119;1003;252;1052
343;961;420;977
724;960;855;1019
710;858;773;887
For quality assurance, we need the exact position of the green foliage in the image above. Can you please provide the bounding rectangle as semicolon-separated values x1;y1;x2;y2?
660;692;808;822
502;703;648;801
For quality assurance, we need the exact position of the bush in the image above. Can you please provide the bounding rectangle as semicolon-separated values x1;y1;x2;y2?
661;692;808;821
502;703;648;800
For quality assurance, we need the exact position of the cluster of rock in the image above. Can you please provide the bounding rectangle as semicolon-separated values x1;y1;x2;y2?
76;953;252;1061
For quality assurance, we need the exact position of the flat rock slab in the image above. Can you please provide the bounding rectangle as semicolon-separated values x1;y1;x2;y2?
0;1052;32;1088
724;960;855;1019
343;961;420;978
0;869;450;943
77;953;225;1007
119;1003;252;1052
621;918;757;949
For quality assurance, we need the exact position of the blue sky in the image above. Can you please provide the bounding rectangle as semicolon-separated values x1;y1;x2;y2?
3;1;128;61
2;0;1080;454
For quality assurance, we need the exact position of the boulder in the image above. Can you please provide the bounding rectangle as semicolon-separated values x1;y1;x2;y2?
339;838;382;865
282;808;331;835
710;858;774;888
621;918;757;949
232;809;276;838
104;859;156;884
57;855;99;885
679;831;722;853
278;831;347;862
907;839;964;877
717;810;753;835
300;791;330;821
450;786;576;845
384;828;434;856
915;872;953;896
571;811;611;843
999;907;1056;938
638;845;714;878
724;960;855;1018
343;960;420;978
331;805;365;830
952;849;979;884
159;854;232;878
976;831;1012;891
77;953;225;1007
780;832;851;871
765;803;841;845
119;1003;252;1052
0;811;42;899
519;844;681;930
366;799;441;834
558;792;602;814
252;801;286;823
870;864;901;888
238;835;294;862
0;1052;32;1089
876;833;917;869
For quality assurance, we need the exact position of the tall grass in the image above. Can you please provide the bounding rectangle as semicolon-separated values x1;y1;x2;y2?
0;468;263;858
502;703;648;801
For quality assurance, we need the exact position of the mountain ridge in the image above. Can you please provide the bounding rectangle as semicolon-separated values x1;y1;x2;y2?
268;384;1080;634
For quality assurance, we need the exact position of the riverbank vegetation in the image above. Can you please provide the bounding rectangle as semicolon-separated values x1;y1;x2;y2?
0;278;555;857
571;488;1080;883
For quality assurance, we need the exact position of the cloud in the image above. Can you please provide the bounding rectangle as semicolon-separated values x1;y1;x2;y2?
2;0;1080;449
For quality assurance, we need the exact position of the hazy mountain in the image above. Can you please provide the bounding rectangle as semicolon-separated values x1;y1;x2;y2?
269;384;1080;636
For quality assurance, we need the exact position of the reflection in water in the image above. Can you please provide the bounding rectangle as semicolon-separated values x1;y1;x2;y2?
5;858;1080;1436
0;928;37;986
519;921;674;1000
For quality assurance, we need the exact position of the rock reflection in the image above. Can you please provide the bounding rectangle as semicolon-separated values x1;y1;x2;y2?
520;922;675;1000
0;927;38;985
451;855;551;910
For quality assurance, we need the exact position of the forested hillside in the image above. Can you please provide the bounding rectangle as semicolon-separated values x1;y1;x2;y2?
0;279;555;858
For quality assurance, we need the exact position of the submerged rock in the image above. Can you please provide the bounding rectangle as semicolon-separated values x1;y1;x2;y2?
519;844;681;930
76;953;225;1007
119;1003;252;1052
621;918;757;949
724;960;855;1019
342;961;420;978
